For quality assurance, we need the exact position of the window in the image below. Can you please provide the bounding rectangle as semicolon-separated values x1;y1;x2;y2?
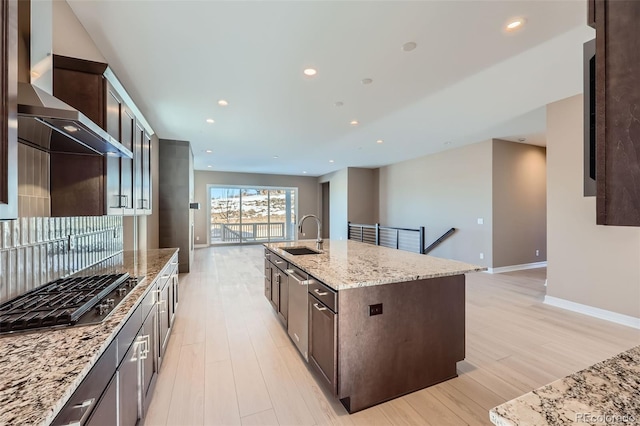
208;185;297;245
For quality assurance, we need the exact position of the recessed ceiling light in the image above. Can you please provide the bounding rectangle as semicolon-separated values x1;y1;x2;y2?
206;118;215;123
303;68;318;77
506;18;525;31
401;41;417;52
218;99;228;106
63;125;79;132
303;171;307;174
376;139;383;144
273;155;279;159
361;78;373;85
350;120;359;126
334;101;344;107
329;160;335;163
205;149;213;153
207;165;212;168
444;141;452;145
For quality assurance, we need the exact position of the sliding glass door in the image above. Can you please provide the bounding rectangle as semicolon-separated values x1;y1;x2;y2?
209;185;297;245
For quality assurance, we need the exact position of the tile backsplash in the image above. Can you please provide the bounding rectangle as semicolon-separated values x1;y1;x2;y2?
18;144;51;217
0;216;124;304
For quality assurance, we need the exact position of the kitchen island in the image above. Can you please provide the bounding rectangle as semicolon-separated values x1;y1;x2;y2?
490;345;640;426
0;248;178;426
264;239;485;413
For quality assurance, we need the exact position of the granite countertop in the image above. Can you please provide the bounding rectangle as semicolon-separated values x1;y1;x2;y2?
0;248;178;426
490;346;640;426
265;239;485;291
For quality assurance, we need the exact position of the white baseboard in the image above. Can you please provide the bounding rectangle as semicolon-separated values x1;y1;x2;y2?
487;261;547;274
194;244;208;249
544;296;640;330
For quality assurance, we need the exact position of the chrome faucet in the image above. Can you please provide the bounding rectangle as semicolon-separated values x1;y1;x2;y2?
298;214;323;251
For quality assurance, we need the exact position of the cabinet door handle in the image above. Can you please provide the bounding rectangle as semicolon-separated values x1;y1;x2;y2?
64;397;95;426
313;288;328;296
313;303;327;312
72;398;95;409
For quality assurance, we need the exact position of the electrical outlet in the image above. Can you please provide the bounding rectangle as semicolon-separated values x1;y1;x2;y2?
369;303;383;316
196;236;200;241
477;218;484;225
479;253;484;260
536;249;540;257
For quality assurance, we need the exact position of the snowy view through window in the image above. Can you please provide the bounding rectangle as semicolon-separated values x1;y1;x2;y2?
210;187;297;244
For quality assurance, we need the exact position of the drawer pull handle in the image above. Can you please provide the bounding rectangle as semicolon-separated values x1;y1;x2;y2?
72;398;95;409
313;303;327;312
314;288;328;296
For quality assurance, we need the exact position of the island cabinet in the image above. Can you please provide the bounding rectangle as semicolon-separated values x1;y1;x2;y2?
264;240;475;414
264;249;288;326
51;54;153;217
589;0;640;225
0;0;18;220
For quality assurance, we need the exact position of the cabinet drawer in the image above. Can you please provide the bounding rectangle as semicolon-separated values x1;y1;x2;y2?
308;279;337;313
52;340;117;426
269;252;288;272
117;305;142;366
264;259;271;281
139;282;157;324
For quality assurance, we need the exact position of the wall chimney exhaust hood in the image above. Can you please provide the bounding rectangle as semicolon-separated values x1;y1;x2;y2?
16;0;132;158
17;83;133;157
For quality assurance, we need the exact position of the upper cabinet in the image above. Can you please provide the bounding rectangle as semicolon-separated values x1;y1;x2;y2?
590;0;640;226
0;0;18;220
51;55;153;217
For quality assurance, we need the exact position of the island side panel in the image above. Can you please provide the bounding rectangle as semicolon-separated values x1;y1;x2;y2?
337;274;465;413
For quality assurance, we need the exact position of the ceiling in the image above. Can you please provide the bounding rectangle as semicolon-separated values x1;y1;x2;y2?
67;0;593;176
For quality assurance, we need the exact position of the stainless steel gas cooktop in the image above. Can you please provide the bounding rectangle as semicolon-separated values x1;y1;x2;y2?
0;273;138;335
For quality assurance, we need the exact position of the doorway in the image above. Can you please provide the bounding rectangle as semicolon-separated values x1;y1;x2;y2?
321;182;330;239
208;185;297;245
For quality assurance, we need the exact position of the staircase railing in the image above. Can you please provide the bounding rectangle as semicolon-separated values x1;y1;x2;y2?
423;227;457;255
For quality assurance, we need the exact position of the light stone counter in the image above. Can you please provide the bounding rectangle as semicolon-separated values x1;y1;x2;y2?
265;239;485;290
0;248;178;426
490;345;640;426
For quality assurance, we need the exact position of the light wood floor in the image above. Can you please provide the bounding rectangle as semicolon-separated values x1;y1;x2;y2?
144;246;640;426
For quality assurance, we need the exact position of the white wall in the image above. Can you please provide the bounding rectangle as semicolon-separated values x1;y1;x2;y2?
546;94;640;318
52;0;105;62
318;169;348;240
378;141;494;267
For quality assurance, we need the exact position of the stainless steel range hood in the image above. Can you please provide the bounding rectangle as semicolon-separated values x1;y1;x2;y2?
17;83;133;157
16;0;132;158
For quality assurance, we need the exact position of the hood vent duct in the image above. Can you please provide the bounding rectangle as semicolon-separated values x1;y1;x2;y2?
16;0;132;158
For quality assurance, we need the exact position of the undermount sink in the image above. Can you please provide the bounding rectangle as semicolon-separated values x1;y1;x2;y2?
282;247;321;256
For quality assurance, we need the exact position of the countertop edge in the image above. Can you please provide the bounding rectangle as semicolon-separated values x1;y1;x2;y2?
265;241;486;291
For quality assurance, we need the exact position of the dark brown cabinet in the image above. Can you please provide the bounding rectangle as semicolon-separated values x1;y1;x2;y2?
159;256;179;366
266;251;289;326
308;283;337;396
52;55;153;217
141;304;158;413
86;373;118;426
141;131;152;214
590;0;640;225
0;0;18;220
53;254;179;426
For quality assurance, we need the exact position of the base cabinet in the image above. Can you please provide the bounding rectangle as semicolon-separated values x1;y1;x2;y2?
53;253;178;426
87;373;118;426
308;294;337;395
